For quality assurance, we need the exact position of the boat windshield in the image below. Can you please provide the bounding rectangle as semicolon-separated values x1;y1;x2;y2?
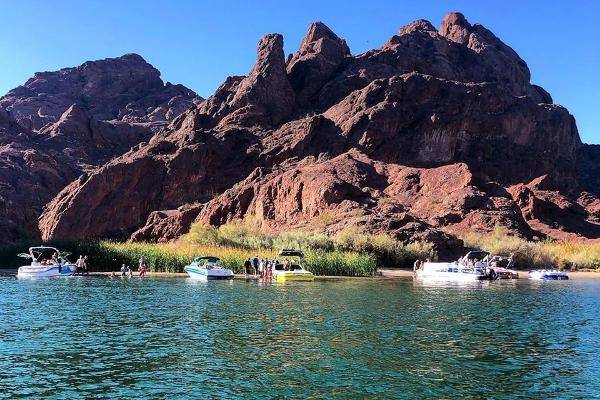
274;257;304;271
194;256;220;264
30;247;61;263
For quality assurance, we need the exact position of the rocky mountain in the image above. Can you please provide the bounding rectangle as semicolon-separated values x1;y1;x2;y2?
0;54;199;241
1;53;201;130
5;13;600;253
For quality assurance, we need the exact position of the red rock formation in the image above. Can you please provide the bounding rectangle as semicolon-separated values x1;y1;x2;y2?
203;34;296;127
130;206;203;243
27;14;600;248
0;54;199;130
287;22;350;108
0;112;79;241
0;54;200;242
38;104;155;167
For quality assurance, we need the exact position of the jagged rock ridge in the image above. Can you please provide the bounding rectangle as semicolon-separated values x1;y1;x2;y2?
6;12;600;253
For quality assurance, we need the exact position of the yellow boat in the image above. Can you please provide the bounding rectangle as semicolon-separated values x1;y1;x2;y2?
273;249;315;282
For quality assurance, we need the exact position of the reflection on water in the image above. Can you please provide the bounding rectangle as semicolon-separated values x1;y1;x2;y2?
0;277;598;399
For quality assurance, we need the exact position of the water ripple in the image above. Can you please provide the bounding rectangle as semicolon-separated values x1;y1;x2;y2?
0;277;598;399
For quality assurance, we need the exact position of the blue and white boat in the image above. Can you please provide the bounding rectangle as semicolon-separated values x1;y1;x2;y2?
184;256;234;280
529;269;569;280
17;246;77;278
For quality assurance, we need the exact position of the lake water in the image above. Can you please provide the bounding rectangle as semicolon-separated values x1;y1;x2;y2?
0;276;598;399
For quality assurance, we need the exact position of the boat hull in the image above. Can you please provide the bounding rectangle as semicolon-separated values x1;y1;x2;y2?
17;264;76;278
274;271;315;282
529;270;569;280
414;270;486;282
415;262;488;282
184;265;234;280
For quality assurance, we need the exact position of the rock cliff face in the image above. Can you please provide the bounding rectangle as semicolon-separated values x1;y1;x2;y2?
5;12;600;251
0;55;199;241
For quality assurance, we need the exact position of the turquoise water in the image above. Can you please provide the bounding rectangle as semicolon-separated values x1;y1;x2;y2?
0;277;598;399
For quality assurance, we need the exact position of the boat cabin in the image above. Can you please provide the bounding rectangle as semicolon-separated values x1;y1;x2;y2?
18;246;68;266
192;256;222;269
274;249;306;271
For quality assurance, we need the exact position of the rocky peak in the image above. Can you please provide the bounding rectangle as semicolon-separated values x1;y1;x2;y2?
221;33;296;127
438;12;472;44
294;22;350;54
0;53;198;129
399;19;437;35
287;22;350;108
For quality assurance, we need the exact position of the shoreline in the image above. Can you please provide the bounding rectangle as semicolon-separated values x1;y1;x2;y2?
1;268;599;280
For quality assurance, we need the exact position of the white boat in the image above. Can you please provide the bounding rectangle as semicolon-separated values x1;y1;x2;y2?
529;269;569;280
184;256;234;280
415;251;494;282
17;246;77;278
272;249;314;282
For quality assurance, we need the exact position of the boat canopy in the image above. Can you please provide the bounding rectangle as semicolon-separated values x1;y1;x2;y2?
28;246;61;261
277;249;304;258
193;256;220;263
464;251;490;261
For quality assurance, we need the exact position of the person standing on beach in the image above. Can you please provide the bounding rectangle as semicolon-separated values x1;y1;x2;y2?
252;255;259;275
76;255;85;275
76;255;89;275
244;258;252;276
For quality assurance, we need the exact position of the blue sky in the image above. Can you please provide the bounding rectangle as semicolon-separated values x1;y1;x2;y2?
1;0;598;143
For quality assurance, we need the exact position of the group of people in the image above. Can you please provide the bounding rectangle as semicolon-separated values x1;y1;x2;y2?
243;256;296;279
110;256;147;278
243;256;274;279
43;252;88;275
75;255;89;275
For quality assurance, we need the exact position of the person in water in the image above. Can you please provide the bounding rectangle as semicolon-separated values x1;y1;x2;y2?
266;260;273;280
138;264;146;278
244;258;252;276
120;264;129;277
138;256;147;278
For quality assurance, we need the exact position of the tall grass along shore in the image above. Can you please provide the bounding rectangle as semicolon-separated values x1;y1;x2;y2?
0;240;379;277
461;226;600;270
1;223;597;274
